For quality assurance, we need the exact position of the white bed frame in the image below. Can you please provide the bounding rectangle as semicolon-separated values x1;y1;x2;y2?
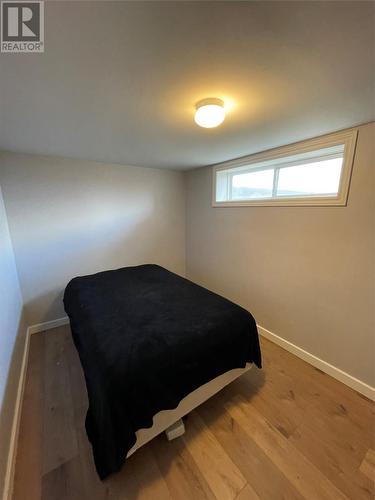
127;363;252;457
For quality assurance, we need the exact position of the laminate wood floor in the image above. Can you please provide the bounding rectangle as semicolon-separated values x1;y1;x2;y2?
13;326;375;500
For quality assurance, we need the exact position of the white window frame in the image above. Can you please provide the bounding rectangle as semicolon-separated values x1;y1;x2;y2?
212;128;358;207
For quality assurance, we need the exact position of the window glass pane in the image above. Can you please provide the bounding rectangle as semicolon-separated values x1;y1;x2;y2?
276;158;343;197
231;169;274;200
213;136;355;206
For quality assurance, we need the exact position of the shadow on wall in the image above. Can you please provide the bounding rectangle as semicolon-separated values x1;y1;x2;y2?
0;153;185;327
23;209;183;325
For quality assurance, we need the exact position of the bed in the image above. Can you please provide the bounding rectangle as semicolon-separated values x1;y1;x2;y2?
63;264;261;479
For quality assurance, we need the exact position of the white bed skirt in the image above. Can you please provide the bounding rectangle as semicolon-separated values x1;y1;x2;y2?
127;363;252;457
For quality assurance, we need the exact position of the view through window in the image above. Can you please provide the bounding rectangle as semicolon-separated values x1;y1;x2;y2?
213;130;357;207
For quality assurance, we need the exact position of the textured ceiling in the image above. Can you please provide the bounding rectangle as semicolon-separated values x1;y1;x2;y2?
0;1;373;170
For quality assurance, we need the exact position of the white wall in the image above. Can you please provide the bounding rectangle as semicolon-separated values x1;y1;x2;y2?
0;123;373;497
0;186;25;499
186;122;374;388
0;153;186;325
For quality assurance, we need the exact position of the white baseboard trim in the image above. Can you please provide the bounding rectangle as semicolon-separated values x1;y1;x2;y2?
3;327;31;500
4;317;373;499
3;316;70;500
28;317;375;401
257;325;375;401
28;316;69;335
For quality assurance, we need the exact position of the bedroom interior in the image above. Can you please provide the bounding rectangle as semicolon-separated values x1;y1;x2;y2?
0;1;374;500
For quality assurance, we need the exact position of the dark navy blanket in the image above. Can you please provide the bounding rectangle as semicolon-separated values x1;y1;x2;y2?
63;264;261;479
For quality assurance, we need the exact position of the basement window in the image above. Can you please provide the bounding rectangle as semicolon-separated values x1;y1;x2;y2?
213;129;358;207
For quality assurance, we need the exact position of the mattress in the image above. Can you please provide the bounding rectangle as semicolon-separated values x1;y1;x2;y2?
63;264;261;479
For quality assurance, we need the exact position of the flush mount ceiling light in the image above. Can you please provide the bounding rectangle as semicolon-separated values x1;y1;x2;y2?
194;98;225;128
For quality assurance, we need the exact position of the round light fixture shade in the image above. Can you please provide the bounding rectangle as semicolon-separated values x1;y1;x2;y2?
194;98;225;128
